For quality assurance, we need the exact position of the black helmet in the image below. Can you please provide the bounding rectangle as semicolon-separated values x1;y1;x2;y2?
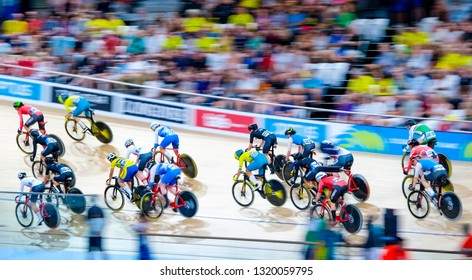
285;127;296;136
29;129;40;138
404;119;417;127
13;101;24;108
248;123;258;131
407;138;420;147
18;172;27;179
44;157;55;165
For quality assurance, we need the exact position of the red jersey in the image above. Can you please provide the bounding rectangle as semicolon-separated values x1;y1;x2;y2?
17;105;42;129
405;145;439;173
317;176;347;195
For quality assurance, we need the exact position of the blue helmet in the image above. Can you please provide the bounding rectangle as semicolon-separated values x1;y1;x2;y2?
404;119;416;127
29;129;40;138
58;93;69;104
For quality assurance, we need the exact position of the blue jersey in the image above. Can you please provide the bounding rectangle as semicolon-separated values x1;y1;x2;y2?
249;128;274;143
32;135;58;157
418;159;445;172
45;163;73;175
291;134;315;146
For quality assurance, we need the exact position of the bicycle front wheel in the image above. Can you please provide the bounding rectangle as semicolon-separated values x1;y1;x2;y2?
310;203;332;222
32;161;46;180
282;161;294;186
176;191;199;218
349;174;370;202
266;179;287;207
42;203;61;228
92;121;113;144
16;132;33;154
15;202;34;227
140;192;164;220
232;180;255;207
407;190;429;219
104;186;125;211
341;204;363;234
65;119;86;141
401;175;414;199
290;183;311;210
179;153;198;178
440;191;462;221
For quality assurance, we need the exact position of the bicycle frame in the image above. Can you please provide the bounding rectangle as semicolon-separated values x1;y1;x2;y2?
149;182;186;210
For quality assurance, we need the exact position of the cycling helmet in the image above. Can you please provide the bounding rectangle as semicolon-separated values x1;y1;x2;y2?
124;139;134;148
315;172;327;182
285;127;296;136
404;119;417;127
18;171;27;180
13;101;24;108
407;138;420;147
58;93;69;104
44;157;55;165
248;123;258;131
107;152;117;162
150;122;160;131
234;149;244;160
321;140;334;149
29;129;40;138
292;152;304;161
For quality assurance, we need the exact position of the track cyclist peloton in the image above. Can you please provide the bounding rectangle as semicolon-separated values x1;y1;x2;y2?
313;172;349;227
403;138;439;175
18;171;46;226
125;139;153;184
106;152;138;200
42;157;74;194
147;161;182;209
404;119;437;149
58;93;92;130
233;148;269;192
284;127;316;161
150;122;180;163
29;129;60;162
13;101;47;134
247;123;277;174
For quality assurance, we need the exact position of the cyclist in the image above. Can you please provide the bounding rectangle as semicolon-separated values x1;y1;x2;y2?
319;140;354;171
313;172;349;227
125;139;153;185
42;157;75;194
233;148;269;192
30;129;61;162
58;93;92;130
247;123;278;174
404;119;437;148
147;161;182;208
106;152;138;200
150;122;180;163
409;152;448;206
403;138;439;175
290;152;322;190
18;171;46;226
13;101;46;134
284;127;316;162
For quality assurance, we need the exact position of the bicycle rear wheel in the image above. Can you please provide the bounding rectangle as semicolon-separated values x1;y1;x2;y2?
282;161;294;186
176;191;199;218
438;153;452;178
274;154;286;180
179;153;198;178
66;188;86;214
140;192;164;220
440;191;462;221
42;203;61;228
290;183;311;210
15;202;34;227
232;180;255;207
310;203;332;222
266;179;287;207
65;119;86;141
104;186;125;211
401;175;414;199
48;134;66;158
16;132;33;154
92;121;113;144
407;190;429;219
349;174;370;202
341;204;363;234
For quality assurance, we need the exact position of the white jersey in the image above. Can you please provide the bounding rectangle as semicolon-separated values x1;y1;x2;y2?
19;177;43;193
125;144;143;159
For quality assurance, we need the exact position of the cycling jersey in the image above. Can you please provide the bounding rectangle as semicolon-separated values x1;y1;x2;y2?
287;134;316;158
111;157;137;182
238;150;268;173
148;162;182;186
63;95;91;118
154;126;179;150
17;105;43;130
32;135;59;158
19;177;45;203
405;145;439;173
110;157;135;169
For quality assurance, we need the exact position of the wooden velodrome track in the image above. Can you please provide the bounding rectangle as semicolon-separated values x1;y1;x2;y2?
0;99;471;260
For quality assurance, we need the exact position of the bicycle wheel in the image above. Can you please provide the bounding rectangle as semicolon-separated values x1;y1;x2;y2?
66;188;86;214
349;174;370;202
92;121;113;144
290;183;311;210
176;191;199;218
282;161;294;186
65;119;86;141
43;187;60;208
16;132;33;154
42;203;61;229
31;161;46;180
15;202;34;227
48;134;66;158
401;152;409;171
401;175;414;199
140;192;164;220
310;203;332;222
232;180;255;207
341;204;363;234
266;179;287;207
407;190;429;219
104;186;125;211
438;153;452;178
179;153;198;179
274;154;286;180
440;191;462;221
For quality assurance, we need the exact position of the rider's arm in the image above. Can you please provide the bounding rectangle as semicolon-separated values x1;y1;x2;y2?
17;108;25;130
31;137;38;158
286;137;293;160
153;131;160;149
412;162;422;186
148;165;157;187
63;98;74;114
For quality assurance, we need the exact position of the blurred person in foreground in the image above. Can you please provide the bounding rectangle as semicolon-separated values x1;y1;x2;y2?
460;223;472;258
87;197;107;260
381;236;410;260
134;214;152;260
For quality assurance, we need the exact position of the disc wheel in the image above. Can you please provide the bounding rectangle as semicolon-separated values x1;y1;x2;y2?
266;179;287;207
176;191;199;218
92;121;113;144
341;204;363;234
440;191;462;221
42;203;60;229
438;153;452;178
179;153;198;178
349;174;370;202
66;188;86;214
48;134;66;158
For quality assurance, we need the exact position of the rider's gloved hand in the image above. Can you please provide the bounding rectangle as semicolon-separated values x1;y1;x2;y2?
290;169;296;176
232;175;239;181
29;155;35;162
402;167;408;175
17;128;22;134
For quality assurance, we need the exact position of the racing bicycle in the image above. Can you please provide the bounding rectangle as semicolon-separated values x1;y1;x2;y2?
401;145;452;177
45;178;86;214
15;192;61;229
16;128;65;158
64;109;113;144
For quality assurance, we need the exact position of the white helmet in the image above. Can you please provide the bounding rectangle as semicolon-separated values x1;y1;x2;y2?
150;122;160;131
315;172;327;182
124;139;134;148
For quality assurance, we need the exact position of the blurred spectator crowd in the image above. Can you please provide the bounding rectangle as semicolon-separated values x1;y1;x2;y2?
1;0;472;131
